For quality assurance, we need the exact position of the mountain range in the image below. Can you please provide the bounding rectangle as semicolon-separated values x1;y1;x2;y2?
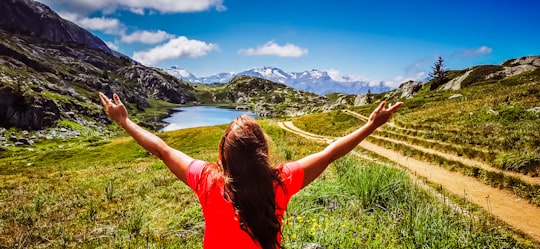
165;66;391;95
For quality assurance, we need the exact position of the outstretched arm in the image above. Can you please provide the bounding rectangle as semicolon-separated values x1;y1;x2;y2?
99;92;193;184
296;101;402;188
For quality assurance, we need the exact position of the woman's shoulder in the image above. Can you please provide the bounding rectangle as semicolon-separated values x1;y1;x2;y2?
278;161;304;182
187;160;215;190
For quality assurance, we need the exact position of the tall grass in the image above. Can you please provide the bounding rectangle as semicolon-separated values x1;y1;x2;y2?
283;155;532;248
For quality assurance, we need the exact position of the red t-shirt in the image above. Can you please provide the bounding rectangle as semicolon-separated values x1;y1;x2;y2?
187;159;304;248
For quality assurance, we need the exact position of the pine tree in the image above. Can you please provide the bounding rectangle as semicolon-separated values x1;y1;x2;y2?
429;56;448;90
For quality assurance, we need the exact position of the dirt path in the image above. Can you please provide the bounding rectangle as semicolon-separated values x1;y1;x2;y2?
343;110;540;185
278;121;540;242
343;110;492;153
371;134;540;185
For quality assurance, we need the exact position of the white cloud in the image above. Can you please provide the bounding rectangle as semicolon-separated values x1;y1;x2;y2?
238;41;308;58
58;11;124;34
77;17;124;34
458;46;493;57
121;30;175;44
326;69;368;82
120;0;227;14
41;0;226;15
382;72;427;89
132;36;218;65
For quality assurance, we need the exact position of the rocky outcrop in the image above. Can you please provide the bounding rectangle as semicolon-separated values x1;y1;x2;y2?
495;56;540;78
0;88;59;130
354;94;370;106
440;56;540;90
384;80;423;99
0;0;112;54
441;70;472;90
114;65;196;107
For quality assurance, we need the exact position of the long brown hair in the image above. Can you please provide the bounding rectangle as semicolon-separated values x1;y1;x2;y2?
217;115;285;249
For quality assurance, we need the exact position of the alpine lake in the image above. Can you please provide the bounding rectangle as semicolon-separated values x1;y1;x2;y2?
160;106;256;132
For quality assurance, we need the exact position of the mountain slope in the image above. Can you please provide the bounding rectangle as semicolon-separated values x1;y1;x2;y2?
0;0;112;54
0;0;196;130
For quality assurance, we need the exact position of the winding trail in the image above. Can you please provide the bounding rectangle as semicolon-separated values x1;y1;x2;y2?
278;120;540;242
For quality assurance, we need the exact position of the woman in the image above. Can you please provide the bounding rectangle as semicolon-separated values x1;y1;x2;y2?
98;92;402;249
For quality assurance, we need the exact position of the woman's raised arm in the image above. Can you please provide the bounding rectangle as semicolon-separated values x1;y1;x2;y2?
99;92;193;184
296;101;402;188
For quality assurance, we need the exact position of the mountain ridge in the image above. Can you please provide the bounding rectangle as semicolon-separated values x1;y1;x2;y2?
165;66;391;95
0;0;112;54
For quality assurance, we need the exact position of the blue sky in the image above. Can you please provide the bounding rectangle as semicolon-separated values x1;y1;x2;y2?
40;0;540;88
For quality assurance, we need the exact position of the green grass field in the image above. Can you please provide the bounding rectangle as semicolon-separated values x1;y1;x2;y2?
1;118;538;248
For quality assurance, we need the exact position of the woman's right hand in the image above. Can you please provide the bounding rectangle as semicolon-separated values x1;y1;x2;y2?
367;101;403;129
99;92;129;126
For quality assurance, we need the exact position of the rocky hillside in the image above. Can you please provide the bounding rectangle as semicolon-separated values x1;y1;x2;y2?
439;56;540;90
379;55;540;101
0;0;196;131
194;76;332;117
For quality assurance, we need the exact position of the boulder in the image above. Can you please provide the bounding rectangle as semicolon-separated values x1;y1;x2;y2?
441;70;472;90
354;94;370;106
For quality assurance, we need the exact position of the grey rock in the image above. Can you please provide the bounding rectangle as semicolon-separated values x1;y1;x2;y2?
354;94;370;106
487;109;499;115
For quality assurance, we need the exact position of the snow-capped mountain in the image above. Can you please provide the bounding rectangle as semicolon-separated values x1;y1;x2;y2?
165;66;390;95
165;66;199;82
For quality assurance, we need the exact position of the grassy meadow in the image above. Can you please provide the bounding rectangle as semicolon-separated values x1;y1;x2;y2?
294;78;540;207
1;114;538;248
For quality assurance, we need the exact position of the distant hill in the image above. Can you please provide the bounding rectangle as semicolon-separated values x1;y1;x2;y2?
165;66;391;95
194;75;332;117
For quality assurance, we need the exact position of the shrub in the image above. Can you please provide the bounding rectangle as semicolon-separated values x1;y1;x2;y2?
495;151;540;176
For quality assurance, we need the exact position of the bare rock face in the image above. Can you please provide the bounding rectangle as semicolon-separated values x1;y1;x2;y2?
0;0;112;54
441;70;472;90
